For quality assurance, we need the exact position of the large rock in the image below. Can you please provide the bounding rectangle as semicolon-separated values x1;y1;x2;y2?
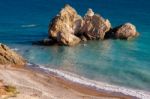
114;23;139;40
0;44;26;66
48;4;83;39
48;4;83;46
80;9;111;40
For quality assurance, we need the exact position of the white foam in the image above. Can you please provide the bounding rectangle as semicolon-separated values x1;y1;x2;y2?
11;48;19;51
26;63;33;66
21;24;38;28
31;64;150;99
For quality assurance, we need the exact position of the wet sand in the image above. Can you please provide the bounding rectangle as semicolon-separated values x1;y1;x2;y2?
0;65;135;99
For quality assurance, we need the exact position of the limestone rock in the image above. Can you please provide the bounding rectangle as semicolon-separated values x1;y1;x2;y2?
0;44;26;66
47;5;139;46
48;4;83;40
114;23;139;39
57;32;81;46
81;9;111;40
85;8;94;17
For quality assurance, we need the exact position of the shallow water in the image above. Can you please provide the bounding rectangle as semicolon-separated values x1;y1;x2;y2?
0;0;150;92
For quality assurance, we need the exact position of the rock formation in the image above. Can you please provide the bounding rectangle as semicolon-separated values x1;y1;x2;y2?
113;23;139;40
46;4;139;46
80;9;111;40
0;43;26;66
48;4;82;45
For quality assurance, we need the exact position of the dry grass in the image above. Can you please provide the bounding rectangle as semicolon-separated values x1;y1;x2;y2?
0;80;18;99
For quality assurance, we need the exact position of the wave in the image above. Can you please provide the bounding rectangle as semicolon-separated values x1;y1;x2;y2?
21;24;38;28
11;48;19;51
27;63;150;99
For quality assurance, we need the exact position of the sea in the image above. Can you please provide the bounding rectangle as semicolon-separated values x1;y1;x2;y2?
0;0;150;98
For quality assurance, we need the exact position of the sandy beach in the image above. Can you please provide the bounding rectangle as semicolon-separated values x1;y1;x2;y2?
0;65;135;99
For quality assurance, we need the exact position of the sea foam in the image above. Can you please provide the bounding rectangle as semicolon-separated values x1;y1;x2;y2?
27;63;150;99
21;24;38;28
11;48;19;51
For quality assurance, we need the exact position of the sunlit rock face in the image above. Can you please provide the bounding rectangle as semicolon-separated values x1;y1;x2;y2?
113;23;139;40
48;4;82;45
80;9;111;40
0;43;26;66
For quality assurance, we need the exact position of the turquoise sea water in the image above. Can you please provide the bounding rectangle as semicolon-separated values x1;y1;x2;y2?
0;0;150;91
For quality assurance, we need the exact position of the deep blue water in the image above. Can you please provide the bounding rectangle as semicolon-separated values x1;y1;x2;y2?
0;0;150;91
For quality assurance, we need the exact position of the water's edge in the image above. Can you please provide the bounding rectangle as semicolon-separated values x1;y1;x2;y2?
27;63;150;99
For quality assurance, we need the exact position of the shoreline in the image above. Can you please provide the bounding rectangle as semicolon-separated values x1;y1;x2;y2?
27;64;134;99
0;64;150;99
28;64;150;99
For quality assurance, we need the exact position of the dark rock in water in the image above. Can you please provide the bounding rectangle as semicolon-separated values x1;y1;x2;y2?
80;36;87;42
80;9;111;40
113;23;139;40
104;29;114;39
32;38;56;46
0;43;26;66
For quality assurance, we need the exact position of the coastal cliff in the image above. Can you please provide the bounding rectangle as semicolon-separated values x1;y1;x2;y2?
0;43;26;66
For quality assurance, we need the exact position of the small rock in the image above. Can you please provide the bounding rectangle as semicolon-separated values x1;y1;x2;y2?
114;23;139;40
32;39;56;46
80;36;87;42
85;8;94;17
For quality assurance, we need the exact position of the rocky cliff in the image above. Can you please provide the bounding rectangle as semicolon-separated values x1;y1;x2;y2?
0;43;26;66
